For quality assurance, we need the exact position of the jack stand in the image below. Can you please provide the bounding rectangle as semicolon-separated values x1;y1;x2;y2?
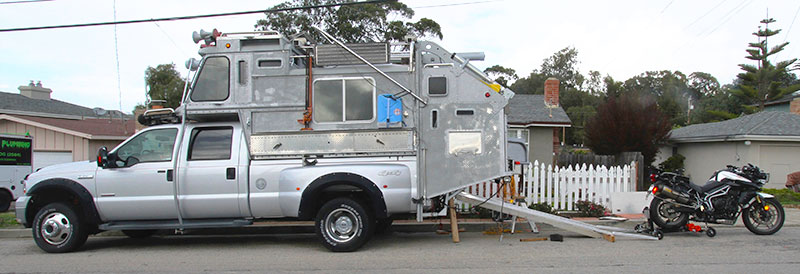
448;198;460;243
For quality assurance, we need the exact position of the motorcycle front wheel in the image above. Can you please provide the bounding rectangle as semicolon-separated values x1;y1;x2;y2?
649;198;689;231
742;198;784;235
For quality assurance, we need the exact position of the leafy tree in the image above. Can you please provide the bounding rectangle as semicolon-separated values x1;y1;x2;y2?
144;63;185;109
510;72;547;94
483;65;518;88
254;0;442;43
688;72;721;97
539;47;584;89
585;95;672;166
622;70;692;126
732;18;799;110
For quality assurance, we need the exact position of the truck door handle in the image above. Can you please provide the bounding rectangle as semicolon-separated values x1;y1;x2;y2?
166;169;174;182
226;167;236;180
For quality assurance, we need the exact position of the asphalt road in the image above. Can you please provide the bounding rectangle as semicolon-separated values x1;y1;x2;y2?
1;226;799;273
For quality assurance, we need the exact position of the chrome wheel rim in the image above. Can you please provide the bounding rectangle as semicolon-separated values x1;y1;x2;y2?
325;208;359;243
40;212;72;245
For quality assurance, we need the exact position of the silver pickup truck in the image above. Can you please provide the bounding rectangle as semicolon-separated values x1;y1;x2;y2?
17;121;418;252
16;28;513;253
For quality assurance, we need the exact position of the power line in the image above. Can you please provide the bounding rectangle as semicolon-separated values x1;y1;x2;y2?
660;0;674;14
0;0;390;32
783;4;800;43
412;0;505;9
0;0;54;5
683;0;728;31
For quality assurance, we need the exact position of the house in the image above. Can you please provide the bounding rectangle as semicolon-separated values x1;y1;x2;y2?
762;92;800;113
0;82;135;171
506;94;572;166
658;110;800;189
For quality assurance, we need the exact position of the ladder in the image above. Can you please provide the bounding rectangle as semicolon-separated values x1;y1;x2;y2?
455;192;659;242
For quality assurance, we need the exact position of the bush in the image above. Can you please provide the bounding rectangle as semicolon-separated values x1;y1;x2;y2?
574;200;607;217
658;154;685;173
761;188;800;205
528;202;554;214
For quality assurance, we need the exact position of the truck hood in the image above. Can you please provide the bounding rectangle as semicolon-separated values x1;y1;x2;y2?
27;161;97;183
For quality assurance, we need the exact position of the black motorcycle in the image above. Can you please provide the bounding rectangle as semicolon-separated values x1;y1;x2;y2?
646;163;784;236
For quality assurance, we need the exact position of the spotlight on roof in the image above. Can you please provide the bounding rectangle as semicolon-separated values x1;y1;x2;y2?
185;58;200;71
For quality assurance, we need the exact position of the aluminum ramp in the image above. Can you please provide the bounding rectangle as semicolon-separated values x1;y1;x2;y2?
455;192;658;242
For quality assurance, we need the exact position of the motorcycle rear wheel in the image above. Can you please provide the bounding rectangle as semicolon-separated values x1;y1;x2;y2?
742;198;784;235
649;198;689;231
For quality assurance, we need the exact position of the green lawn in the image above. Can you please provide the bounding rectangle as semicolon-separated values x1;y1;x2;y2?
762;188;800;205
0;212;22;228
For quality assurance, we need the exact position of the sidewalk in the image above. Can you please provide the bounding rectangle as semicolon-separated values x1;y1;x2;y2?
2;208;798;239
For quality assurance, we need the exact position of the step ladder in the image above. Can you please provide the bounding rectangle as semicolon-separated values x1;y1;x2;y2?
455;192;659;242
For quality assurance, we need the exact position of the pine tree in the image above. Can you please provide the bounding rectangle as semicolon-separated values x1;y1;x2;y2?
733;18;799;110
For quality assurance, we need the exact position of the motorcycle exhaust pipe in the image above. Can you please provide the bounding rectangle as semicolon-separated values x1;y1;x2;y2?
652;184;692;204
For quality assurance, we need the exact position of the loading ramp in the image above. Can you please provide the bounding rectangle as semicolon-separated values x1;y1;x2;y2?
455;192;659;242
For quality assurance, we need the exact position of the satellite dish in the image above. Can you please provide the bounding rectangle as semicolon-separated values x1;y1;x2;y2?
93;107;107;116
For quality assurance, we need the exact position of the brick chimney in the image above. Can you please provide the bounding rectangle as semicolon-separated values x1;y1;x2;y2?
544;77;560;106
791;98;800;115
18;80;52;100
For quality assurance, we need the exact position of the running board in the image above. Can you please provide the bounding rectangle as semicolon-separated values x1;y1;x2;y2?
99;219;253;230
455;192;658;241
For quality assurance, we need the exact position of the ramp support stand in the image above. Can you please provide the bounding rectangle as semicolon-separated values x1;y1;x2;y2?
448;198;460;243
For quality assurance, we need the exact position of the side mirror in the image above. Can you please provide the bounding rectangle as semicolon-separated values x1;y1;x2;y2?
124;156;140;167
97;147;108;168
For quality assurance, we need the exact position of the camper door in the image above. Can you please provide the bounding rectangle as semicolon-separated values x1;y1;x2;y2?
420;65;509;198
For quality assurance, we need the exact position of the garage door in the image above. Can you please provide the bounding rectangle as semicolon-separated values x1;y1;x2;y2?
33;151;73;171
759;145;800;190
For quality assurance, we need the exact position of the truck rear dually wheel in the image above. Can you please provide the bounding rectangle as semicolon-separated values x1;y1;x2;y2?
315;198;373;252
32;203;89;253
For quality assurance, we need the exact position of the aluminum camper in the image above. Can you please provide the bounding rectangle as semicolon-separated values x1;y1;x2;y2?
16;27;517;252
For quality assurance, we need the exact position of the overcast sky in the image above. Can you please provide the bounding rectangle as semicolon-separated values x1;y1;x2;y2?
1;0;799;113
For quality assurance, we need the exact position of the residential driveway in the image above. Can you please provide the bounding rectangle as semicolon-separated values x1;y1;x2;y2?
1;227;798;273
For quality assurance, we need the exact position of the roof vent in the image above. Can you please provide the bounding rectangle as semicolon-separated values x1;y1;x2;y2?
315;43;389;66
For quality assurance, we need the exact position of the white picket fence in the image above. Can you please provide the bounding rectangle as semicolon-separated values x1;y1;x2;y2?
457;161;637;212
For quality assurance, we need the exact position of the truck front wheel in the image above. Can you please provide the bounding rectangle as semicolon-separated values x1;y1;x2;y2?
32;203;89;253
315;198;373;252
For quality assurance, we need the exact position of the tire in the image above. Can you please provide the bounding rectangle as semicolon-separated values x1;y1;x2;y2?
705;227;716;237
649;198;689;231
0;190;10;212
122;230;157;238
32;203;89;253
742;198;784;235
315;198;373;252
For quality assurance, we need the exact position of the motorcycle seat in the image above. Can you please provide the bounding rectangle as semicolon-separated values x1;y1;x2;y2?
690;180;725;194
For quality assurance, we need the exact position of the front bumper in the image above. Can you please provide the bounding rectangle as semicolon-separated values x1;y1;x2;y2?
15;196;30;227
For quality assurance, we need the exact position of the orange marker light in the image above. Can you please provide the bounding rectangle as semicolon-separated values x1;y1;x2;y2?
296;187;300;191
764;205;770;211
226;43;231;48
652;186;658;195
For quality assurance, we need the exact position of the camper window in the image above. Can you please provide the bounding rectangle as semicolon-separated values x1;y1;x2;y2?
191;56;230;102
428;76;447;95
314;78;375;123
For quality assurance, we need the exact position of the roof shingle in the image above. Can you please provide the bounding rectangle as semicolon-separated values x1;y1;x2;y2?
506;94;571;125
670;111;800;141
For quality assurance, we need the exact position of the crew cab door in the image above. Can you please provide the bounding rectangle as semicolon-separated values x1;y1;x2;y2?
177;125;243;218
95;127;180;221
